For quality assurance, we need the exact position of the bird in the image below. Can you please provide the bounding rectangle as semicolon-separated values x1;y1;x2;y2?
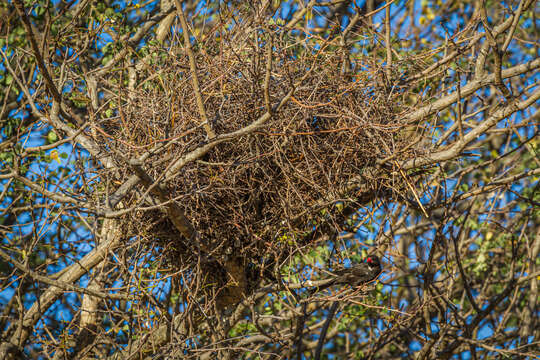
314;255;382;292
331;255;382;287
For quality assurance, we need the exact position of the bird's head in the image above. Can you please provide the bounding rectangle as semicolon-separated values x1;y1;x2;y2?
365;255;381;269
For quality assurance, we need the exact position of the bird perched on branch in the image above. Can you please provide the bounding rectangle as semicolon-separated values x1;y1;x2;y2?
333;255;381;286
316;255;382;292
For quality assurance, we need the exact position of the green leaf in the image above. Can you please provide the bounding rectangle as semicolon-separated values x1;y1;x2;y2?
47;131;58;143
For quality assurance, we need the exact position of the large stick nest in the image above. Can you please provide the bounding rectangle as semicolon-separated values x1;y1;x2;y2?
98;28;422;287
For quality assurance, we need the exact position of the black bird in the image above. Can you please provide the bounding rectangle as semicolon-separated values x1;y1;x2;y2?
315;255;382;292
331;255;382;287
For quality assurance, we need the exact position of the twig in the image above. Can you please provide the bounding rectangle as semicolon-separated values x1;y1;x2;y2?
175;0;216;139
456;78;463;141
0;248;126;300
264;33;273;113
393;161;429;218
501;0;528;52
12;0;61;103
314;301;339;360
402;87;540;169
384;4;392;80
479;2;512;99
451;208;482;314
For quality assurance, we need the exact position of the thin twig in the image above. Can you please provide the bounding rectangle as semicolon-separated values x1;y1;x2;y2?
456;78;464;141
384;4;392;80
314;301;339;360
264;33;273;113
175;0;216;139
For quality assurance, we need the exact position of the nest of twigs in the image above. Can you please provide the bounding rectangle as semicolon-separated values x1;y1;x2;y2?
97;29;421;299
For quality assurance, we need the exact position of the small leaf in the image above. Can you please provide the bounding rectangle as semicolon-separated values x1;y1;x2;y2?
47;131;58;143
